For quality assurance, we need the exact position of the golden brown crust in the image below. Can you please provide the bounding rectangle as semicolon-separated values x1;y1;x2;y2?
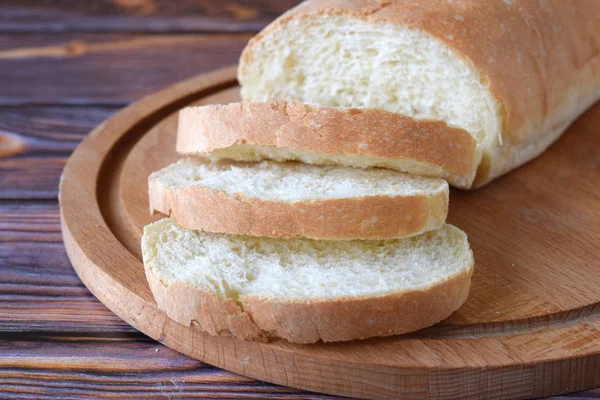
145;256;473;344
239;0;600;187
145;269;268;341
243;266;473;343
148;164;448;240
177;101;481;188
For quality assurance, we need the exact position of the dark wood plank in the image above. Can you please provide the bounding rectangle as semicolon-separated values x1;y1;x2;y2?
0;34;247;198
0;0;301;33
0;30;249;198
0;33;249;105
0;106;115;154
0;334;340;399
0;332;597;399
0;201;134;331
0;157;66;199
0;106;116;199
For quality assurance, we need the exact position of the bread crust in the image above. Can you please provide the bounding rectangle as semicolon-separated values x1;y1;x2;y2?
177;101;481;188
239;0;600;188
148;164;448;240
145;267;269;341
145;254;474;343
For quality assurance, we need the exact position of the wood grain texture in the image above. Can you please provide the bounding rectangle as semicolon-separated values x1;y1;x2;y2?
0;0;302;33
0;157;69;199
0;33;248;105
0;106;116;154
0;158;68;199
0;202;134;332
0;334;340;399
59;67;600;399
0;106;117;199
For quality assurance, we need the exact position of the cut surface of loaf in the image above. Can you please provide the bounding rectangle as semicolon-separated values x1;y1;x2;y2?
142;218;474;343
149;158;448;240
177;101;481;188
238;0;600;187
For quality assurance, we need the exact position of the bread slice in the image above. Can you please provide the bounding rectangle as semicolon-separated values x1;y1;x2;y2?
238;0;600;188
177;101;481;188
142;218;474;343
149;158;448;240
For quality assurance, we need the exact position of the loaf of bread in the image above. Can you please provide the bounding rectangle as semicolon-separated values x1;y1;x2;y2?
238;0;600;188
142;218;474;343
177;101;480;187
149;158;448;240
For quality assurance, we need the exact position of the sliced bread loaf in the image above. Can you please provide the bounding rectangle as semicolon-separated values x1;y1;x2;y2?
142;218;474;343
238;0;600;188
177;101;481;188
149;158;448;240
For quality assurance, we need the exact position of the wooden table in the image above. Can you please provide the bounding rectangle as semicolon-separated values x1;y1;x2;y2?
0;2;597;399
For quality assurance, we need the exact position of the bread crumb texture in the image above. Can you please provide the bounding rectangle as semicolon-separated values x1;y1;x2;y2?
143;219;472;301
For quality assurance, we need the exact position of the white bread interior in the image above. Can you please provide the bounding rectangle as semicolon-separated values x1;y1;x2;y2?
142;218;474;343
241;15;500;150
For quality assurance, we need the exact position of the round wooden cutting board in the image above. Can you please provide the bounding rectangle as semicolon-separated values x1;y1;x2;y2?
59;66;600;400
